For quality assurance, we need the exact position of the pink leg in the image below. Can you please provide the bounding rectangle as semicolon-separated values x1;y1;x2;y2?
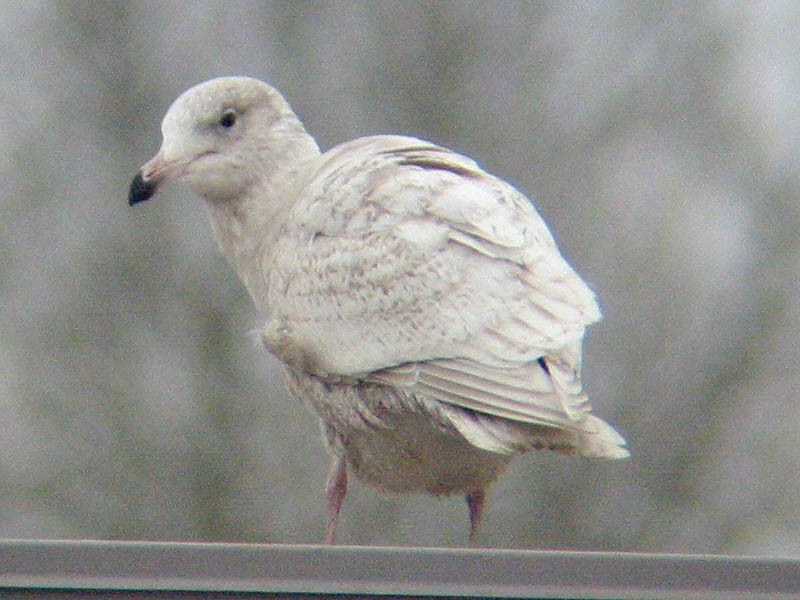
325;455;348;545
465;488;485;545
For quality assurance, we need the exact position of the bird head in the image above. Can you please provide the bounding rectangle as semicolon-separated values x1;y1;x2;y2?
129;76;307;205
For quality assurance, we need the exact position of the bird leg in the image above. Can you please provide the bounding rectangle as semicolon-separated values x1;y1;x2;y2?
324;454;348;545
466;488;486;545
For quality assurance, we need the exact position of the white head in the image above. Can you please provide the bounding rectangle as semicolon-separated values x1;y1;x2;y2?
129;76;312;205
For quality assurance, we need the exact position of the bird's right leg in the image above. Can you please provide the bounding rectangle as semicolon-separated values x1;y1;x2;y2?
466;488;486;545
324;454;348;545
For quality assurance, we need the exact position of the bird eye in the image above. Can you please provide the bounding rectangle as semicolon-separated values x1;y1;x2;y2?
219;109;237;128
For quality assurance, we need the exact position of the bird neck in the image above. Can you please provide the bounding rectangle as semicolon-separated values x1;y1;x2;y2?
204;133;321;311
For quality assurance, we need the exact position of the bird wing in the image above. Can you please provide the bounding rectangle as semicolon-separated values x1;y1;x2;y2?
262;135;603;431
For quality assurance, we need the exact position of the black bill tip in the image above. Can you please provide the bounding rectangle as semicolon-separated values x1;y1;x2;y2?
129;171;158;206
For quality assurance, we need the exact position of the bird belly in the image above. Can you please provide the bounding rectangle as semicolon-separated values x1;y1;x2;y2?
283;368;512;495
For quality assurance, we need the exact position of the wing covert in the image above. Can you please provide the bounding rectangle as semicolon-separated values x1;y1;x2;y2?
261;136;605;432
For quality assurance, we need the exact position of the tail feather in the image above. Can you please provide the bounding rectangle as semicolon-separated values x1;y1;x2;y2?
577;415;630;459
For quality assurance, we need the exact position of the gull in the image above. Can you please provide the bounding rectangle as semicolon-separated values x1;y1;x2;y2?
129;76;629;545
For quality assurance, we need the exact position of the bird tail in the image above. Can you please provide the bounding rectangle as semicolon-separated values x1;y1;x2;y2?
577;415;630;459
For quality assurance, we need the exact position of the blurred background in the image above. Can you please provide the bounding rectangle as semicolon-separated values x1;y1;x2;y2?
1;1;798;555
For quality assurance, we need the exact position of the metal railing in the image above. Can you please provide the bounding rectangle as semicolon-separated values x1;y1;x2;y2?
0;539;798;599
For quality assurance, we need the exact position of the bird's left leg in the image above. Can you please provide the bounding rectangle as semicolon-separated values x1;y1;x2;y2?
324;454;348;545
466;488;486;545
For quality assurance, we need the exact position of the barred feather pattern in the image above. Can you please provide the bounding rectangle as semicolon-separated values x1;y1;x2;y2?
261;136;628;467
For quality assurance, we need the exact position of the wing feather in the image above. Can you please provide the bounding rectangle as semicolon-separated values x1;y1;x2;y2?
262;135;626;455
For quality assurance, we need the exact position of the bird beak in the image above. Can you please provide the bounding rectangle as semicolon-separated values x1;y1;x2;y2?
129;149;178;206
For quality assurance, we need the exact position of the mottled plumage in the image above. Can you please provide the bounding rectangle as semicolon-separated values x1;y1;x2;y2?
129;76;628;544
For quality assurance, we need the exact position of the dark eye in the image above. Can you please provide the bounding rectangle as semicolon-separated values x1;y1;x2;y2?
219;109;237;128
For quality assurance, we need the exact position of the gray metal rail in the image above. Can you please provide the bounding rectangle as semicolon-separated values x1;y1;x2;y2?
0;539;798;599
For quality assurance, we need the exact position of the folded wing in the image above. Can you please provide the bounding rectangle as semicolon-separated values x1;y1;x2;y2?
262;135;626;456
